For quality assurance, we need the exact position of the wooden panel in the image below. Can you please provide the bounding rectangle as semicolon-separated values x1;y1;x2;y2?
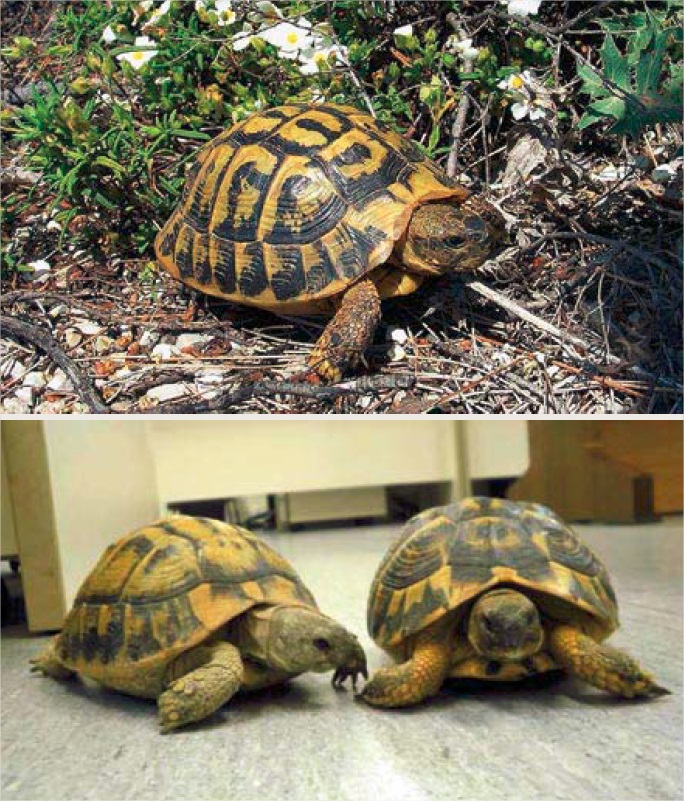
507;421;657;523
591;421;682;515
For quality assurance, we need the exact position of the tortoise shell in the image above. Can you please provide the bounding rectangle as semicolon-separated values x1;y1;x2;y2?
368;497;618;651
56;516;316;680
155;102;468;313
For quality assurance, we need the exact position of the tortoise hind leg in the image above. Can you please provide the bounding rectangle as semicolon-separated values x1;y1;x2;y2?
30;636;76;681
549;624;670;698
159;640;244;733
360;621;452;707
308;278;381;382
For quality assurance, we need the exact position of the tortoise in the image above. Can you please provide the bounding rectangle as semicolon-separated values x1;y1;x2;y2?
155;102;505;381
30;516;367;732
361;497;669;707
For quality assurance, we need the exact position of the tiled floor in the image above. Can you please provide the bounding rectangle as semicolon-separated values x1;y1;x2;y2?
2;518;682;800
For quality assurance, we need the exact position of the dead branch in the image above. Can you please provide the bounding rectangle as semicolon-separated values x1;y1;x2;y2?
1;315;109;413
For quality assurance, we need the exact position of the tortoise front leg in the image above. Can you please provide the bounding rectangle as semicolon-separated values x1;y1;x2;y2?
360;622;452;707
308;278;381;382
159;641;244;733
549;624;670;699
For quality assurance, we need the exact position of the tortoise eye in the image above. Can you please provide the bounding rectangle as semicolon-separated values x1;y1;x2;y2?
444;235;465;249
313;638;331;652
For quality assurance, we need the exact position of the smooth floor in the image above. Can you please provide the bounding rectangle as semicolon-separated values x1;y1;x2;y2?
2;518;682;801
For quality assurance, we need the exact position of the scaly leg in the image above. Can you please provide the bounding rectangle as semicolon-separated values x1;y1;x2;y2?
159;641;243;733
549;624;670;699
308;279;381;382
30;636;75;681
360;621;451;707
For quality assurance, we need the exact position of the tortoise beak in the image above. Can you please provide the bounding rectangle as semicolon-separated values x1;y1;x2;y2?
331;637;368;691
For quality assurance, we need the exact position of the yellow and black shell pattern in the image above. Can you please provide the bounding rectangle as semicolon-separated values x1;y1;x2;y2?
56;516;317;679
155;103;469;311
368;497;618;651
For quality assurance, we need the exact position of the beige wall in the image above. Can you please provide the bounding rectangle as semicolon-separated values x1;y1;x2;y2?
465;420;529;479
146;420;464;507
42;422;160;609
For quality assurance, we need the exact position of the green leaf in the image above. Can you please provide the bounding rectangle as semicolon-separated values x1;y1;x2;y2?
576;61;606;97
635;30;668;94
601;35;630;90
588;95;627;121
94;156;126;175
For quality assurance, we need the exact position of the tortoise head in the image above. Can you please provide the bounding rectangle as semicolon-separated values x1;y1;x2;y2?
267;606;367;684
467;589;543;661
401;197;506;274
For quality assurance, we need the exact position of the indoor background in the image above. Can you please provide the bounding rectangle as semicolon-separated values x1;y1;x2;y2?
1;419;682;800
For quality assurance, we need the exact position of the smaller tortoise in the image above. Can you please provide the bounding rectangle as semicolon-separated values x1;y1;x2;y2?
155;102;505;381
361;497;669;707
31;516;366;732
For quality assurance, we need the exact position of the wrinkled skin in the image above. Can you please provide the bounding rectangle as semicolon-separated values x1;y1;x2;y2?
400;197;507;273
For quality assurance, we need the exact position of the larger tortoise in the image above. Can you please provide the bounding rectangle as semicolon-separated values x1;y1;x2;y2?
361;497;669;707
31;516;367;732
155;102;505;381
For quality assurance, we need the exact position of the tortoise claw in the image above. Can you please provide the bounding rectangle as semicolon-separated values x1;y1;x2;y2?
332;662;369;692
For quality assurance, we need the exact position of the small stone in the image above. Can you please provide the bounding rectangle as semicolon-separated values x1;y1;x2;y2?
26;259;51;282
15;387;34;405
388;343;406;361
176;333;212;350
74;320;103;336
9;360;26;381
388;327;409;345
46;219;62;233
145;383;188;402
49;304;69;318
139;330;160;349
23;371;46;389
64;329;83;349
151;343;181;361
2;397;30;414
94;335;115;355
197;369;224;385
47;369;73;392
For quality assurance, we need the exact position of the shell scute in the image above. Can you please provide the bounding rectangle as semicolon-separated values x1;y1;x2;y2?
368;498;618;649
58;517;316;677
155;103;467;310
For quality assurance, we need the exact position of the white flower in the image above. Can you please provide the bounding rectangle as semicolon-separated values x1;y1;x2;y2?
298;39;348;75
214;0;236;26
232;24;260;51
260;18;313;59
27;259;51;272
146;0;172;26
101;24;117;43
249;1;283;22
394;24;413;37
511;100;546;120
449;36;479;61
116;36;159;69
195;0;207;10
505;0;543;17
498;71;548;120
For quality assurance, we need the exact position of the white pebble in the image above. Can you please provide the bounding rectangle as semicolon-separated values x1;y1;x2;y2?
64;329;83;349
388;343;406;361
94;335;115;355
75;320;103;336
145;383;188;402
47;369;73;392
139;330;160;348
177;333;212;350
2;397;30;414
389;327;409;345
15;387;34;404
151;343;181;361
23;371;46;389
